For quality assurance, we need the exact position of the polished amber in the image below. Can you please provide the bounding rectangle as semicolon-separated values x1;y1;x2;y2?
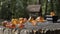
19;24;24;29
31;20;37;26
50;11;55;16
36;16;45;22
11;19;18;25
39;16;45;22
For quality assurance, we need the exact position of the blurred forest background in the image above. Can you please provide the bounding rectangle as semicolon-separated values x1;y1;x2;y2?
0;0;60;20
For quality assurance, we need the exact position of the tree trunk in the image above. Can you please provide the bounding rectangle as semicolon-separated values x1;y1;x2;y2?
45;0;48;15
39;0;42;16
50;0;54;10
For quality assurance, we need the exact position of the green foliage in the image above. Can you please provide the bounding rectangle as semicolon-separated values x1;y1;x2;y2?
41;0;60;17
0;0;60;20
55;0;60;16
0;0;29;20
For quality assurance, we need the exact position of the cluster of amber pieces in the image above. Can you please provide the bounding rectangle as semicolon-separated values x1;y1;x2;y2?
2;11;55;29
2;18;27;29
2;16;45;28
